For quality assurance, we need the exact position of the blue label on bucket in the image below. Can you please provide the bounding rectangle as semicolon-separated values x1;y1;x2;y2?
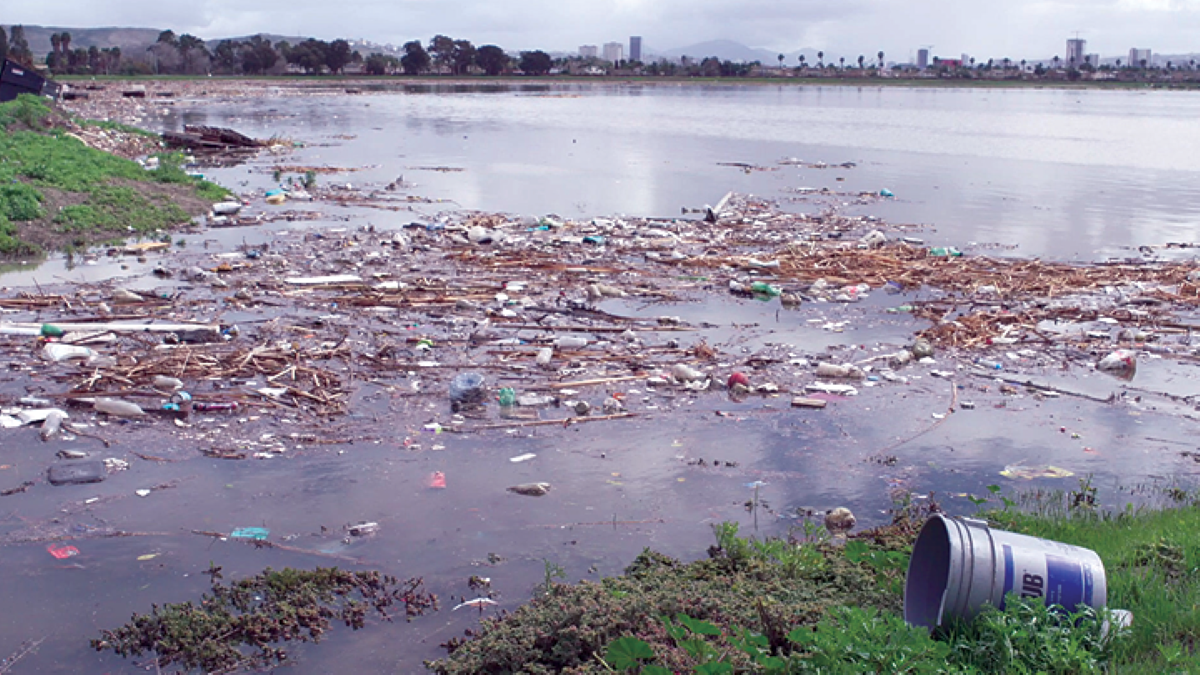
1002;545;1015;601
1045;554;1086;608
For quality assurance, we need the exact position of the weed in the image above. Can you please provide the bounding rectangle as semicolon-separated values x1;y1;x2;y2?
537;558;566;596
91;567;437;673
303;170;317;189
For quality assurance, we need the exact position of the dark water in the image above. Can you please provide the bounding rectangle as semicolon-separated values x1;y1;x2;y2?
3;83;1200;672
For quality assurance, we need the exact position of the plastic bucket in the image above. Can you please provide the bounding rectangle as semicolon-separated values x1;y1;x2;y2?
904;514;1107;629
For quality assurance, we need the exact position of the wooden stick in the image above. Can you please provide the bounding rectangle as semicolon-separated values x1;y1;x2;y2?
549;375;649;389
473;412;638;429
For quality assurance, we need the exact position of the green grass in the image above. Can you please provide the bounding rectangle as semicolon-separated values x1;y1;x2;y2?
0;94;229;255
430;493;1200;674
988;501;1200;673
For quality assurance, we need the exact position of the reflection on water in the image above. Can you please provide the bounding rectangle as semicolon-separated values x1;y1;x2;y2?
153;83;1200;260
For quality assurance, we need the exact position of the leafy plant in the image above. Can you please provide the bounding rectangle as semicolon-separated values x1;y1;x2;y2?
943;594;1116;673
789;605;953;673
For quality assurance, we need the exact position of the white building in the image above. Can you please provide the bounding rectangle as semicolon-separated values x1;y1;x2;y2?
579;45;598;59
602;42;624;64
1128;48;1152;67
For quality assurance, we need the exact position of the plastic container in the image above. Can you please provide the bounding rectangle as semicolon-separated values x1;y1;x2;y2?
535;347;553;367
905;514;1107;630
94;398;145;417
929;247;963;258
497;387;516;407
40;410;65;441
750;281;782;297
975;358;1003;370
815;363;862;379
44;343;98;362
193;401;239;412
40;323;64;337
449;372;486;405
554;336;588;349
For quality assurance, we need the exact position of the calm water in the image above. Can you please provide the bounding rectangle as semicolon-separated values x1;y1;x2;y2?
3;83;1200;673
163;82;1200;261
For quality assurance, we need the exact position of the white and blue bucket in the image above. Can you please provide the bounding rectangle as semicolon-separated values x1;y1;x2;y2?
904;514;1108;629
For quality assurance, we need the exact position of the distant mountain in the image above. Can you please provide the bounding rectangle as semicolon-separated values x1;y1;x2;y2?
2;25;317;58
656;39;836;65
5;26;163;56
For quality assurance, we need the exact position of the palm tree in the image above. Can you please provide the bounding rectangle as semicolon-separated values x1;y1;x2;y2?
1052;55;1060;69
857;54;864;69
798;54;806;70
49;33;61;69
817;50;824;68
839;56;845;69
61;32;71;55
878;51;884;68
1020;59;1026;72
778;53;784;70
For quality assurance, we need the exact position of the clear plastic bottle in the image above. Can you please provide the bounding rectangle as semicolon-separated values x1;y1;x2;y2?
94;398;145;417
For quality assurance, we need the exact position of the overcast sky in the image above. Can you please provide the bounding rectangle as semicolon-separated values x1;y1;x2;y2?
7;0;1199;60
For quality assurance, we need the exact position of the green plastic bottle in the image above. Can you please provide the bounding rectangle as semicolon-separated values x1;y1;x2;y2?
750;281;782;297
929;247;963;257
498;387;516;406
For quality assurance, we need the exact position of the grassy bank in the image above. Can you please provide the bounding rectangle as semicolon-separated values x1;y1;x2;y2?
428;495;1200;674
0;94;227;257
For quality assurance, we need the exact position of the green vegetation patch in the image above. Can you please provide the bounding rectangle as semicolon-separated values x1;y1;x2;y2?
54;184;190;234
92;566;438;673
0;95;228;256
433;494;1200;674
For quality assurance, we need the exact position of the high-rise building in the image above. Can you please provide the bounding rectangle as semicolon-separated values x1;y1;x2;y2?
629;36;642;63
1129;48;1152;67
916;48;929;69
1085;53;1100;67
1066;38;1086;66
579;45;598;59
602;42;624;64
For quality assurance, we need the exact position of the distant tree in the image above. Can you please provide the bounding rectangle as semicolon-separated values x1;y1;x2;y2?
817;50;823;67
401;40;430;74
878;51;884;68
8;25;33;66
88;45;101;72
451;40;475;75
839;56;845;69
61;31;71;55
798;54;806;69
518;50;553;75
288;39;329;74
428;35;456;72
48;33;62;71
1052;55;1060;69
157;30;178;48
857;54;864;69
1115;58;1122;69
1020;59;1026;72
178;34;207;74
275;41;292;61
777;53;784;69
1140;58;1148;69
475;45;508;75
325;39;353;74
213;41;240;73
241;35;279;75
364;53;398;75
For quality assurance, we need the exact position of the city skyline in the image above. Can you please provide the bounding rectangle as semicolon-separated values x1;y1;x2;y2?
4;0;1200;62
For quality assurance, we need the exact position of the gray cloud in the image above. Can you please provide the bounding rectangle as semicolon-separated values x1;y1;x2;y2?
7;0;1200;60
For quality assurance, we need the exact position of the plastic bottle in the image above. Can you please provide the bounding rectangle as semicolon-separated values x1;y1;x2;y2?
43;343;98;362
40;323;64;338
816;363;863;379
193;401;239;412
498;387;516;406
94;398;146;417
535;347;553;367
929;247;963;257
750;281;782;297
40;410;65;441
975;358;1003;370
554;336;588;349
449;372;486;404
153;375;184;391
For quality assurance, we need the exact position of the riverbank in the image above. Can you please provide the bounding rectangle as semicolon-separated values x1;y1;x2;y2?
429;493;1200;673
0;95;226;256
